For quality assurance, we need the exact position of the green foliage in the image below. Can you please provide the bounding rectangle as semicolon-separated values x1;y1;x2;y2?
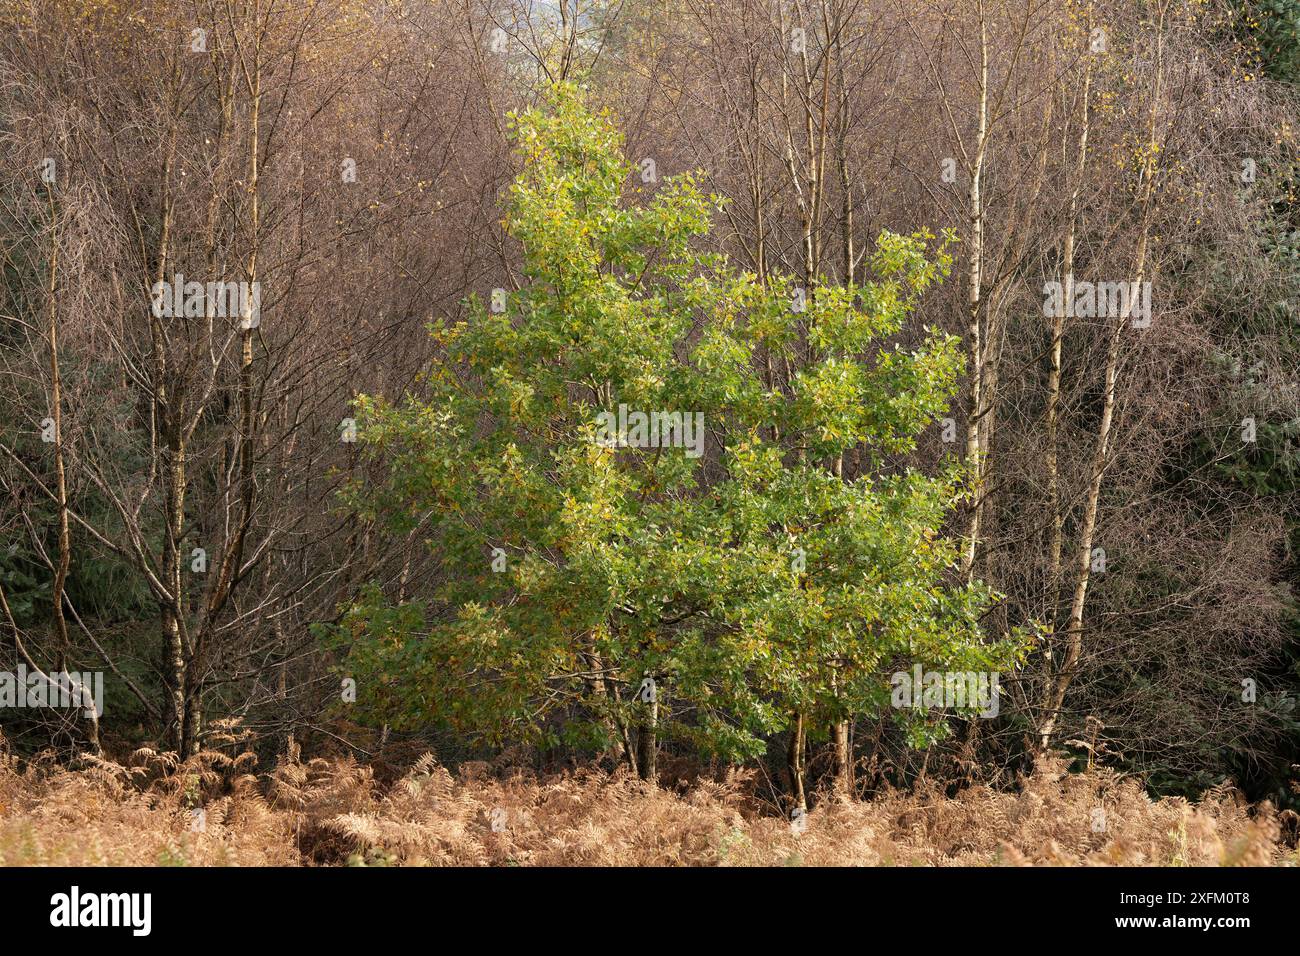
1245;0;1300;81
328;83;1030;760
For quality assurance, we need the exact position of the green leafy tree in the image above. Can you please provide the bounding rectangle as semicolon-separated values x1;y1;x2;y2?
329;83;1030;799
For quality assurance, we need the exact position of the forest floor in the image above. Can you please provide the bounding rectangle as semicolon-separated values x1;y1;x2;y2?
0;741;1294;866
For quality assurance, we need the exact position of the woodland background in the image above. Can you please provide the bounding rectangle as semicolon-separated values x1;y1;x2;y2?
0;0;1297;831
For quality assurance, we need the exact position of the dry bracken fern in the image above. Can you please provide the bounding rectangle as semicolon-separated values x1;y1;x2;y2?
0;747;1292;866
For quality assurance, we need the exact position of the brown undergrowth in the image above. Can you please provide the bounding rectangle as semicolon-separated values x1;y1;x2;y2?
0;732;1293;866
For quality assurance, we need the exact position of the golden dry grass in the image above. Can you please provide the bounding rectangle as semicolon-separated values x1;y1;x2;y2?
0;740;1293;866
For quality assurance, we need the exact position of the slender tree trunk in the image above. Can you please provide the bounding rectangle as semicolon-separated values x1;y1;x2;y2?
163;438;188;753
587;651;635;772
787;711;807;812
834;4;855;287
612;682;637;775
186;2;267;758
1039;5;1164;752
637;689;657;783
145;80;188;755
41;184;100;754
43;186;69;677
1044;30;1093;693
831;718;851;795
960;10;990;580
